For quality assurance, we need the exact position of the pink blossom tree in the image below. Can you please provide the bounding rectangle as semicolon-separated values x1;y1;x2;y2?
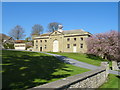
87;30;120;70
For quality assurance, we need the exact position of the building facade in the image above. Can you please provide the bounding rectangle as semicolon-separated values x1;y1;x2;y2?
14;40;26;50
33;25;91;53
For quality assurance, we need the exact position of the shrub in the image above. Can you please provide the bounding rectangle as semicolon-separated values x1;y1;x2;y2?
3;43;14;49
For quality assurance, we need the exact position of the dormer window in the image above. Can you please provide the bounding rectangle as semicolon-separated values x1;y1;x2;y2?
40;40;42;42
45;40;47;42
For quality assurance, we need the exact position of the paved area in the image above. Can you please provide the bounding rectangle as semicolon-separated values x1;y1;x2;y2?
41;52;99;70
5;49;119;75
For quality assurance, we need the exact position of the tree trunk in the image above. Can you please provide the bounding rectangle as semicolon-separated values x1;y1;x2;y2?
112;61;119;70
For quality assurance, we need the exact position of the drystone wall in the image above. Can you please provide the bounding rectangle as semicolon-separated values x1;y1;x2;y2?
29;62;109;89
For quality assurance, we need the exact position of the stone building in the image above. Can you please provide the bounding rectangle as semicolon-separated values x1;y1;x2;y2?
33;25;91;53
14;40;26;50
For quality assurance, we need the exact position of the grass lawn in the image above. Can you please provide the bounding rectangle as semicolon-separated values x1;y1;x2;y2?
1;50;89;90
100;74;120;88
48;52;112;67
49;52;119;88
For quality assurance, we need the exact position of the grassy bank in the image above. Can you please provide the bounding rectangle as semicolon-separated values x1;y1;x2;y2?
49;52;111;67
100;74;119;88
1;50;89;89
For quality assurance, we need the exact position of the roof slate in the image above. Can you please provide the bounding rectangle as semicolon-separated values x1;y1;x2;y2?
39;29;88;36
15;40;25;43
63;29;86;34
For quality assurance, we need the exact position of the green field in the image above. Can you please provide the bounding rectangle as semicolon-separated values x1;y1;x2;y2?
100;74;120;88
49;52;112;67
1;50;89;89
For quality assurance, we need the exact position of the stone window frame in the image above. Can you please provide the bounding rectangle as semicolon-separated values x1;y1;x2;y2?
80;37;83;41
67;38;70;41
67;44;70;48
40;40;42;42
80;43;83;48
73;44;76;46
36;40;38;43
15;45;19;47
45;45;47;49
74;38;76;41
20;45;25;47
45;40;47;42
36;45;38;49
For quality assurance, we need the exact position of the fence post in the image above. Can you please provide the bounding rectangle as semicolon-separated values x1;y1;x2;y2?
101;62;109;77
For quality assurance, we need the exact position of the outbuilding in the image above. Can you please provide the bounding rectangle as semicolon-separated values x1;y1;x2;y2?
14;40;26;50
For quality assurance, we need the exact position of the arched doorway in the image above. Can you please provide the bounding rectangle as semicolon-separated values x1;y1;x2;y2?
53;40;59;52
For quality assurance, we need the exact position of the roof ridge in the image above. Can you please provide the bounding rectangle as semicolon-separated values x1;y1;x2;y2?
63;29;85;31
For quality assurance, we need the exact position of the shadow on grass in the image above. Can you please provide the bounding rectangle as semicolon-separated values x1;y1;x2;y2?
86;54;105;61
2;50;71;90
116;76;120;78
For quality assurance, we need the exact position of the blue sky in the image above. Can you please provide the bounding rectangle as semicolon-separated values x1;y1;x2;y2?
2;2;118;38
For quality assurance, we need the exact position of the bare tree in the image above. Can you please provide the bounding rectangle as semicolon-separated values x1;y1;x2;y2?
31;24;44;35
9;25;25;40
48;22;61;32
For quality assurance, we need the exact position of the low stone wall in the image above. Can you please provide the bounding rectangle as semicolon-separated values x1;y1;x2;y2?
29;62;109;89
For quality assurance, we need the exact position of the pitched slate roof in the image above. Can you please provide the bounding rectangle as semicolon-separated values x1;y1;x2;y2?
15;40;25;43
0;33;11;40
0;33;14;44
39;29;89;36
63;29;86;34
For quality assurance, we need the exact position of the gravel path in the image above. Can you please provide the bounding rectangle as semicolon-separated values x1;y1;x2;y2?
41;52;99;70
41;52;119;75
